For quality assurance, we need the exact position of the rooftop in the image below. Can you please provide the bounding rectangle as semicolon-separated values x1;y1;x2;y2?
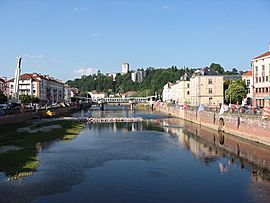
243;70;252;77
253;51;270;60
7;73;64;84
194;67;221;76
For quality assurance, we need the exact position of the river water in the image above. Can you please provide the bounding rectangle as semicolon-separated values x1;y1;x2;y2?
0;109;270;203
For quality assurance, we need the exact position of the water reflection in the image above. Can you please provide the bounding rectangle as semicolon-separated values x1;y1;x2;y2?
157;118;270;183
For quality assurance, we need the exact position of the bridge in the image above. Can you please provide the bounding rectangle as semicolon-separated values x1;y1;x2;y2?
76;96;156;104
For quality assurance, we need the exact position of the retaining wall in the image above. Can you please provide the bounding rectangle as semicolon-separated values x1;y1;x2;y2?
0;106;78;125
155;105;270;146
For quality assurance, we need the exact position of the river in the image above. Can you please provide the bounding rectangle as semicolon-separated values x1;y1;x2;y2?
0;108;270;203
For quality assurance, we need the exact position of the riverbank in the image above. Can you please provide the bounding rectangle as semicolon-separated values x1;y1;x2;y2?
155;104;270;147
0;105;79;125
0;119;86;180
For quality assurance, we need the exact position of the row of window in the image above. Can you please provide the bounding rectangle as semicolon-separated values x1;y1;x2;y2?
254;64;270;73
255;87;270;93
255;76;269;83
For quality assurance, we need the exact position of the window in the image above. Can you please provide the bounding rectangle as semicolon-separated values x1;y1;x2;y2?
255;66;258;73
187;91;190;95
208;88;213;94
187;84;190;88
208;79;213;84
255;88;258;93
266;76;269;81
259;77;262;82
256;77;258;83
266;88;269;93
262;88;264;93
246;79;250;86
263;77;265;82
259;88;261;93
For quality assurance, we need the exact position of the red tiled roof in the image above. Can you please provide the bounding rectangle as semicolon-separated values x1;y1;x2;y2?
7;73;64;84
7;73;40;82
253;51;270;59
243;70;252;77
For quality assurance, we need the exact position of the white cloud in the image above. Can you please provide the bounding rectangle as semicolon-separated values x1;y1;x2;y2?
21;53;44;62
74;67;97;77
162;5;171;9
91;32;101;37
73;7;89;12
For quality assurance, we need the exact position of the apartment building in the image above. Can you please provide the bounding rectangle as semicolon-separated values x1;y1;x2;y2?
131;70;146;82
251;49;270;107
7;73;64;104
121;63;129;74
190;67;223;106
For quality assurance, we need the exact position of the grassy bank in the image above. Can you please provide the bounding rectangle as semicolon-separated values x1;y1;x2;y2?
0;120;85;180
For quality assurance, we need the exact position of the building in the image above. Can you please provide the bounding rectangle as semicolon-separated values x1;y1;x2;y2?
0;77;7;95
177;73;191;104
88;91;107;100
242;70;253;105
64;84;72;103
190;67;224;106
251;48;270;107
121;63;129;74
7;73;64;104
131;70;146;82
162;73;191;104
162;82;174;102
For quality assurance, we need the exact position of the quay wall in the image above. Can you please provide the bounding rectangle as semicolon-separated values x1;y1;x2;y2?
0;106;78;125
155;105;270;146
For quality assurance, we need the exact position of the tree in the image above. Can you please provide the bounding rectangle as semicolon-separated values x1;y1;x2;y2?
20;95;32;104
210;63;224;74
0;90;7;103
225;80;247;104
31;96;39;103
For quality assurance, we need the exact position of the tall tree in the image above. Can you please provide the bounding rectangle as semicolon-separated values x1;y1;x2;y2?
225;80;247;104
210;63;224;74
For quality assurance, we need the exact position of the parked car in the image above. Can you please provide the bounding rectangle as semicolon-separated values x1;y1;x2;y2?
0;104;9;110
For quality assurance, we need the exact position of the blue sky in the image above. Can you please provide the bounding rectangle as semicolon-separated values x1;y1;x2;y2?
0;0;270;81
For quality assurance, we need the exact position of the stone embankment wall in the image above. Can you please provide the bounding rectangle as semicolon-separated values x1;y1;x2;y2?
155;105;270;146
0;106;78;125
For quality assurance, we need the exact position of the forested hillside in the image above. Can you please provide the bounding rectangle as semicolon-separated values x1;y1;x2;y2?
66;66;195;97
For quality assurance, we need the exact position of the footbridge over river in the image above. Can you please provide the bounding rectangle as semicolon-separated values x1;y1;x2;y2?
76;96;157;110
92;96;156;104
76;96;156;104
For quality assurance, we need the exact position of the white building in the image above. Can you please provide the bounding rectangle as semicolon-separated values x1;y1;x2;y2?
7;73;64;104
88;91;107;101
242;70;253;105
177;73;191;104
162;82;181;102
251;47;270;107
131;70;146;82
64;84;72;103
162;73;191;103
162;82;174;102
121;63;129;74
